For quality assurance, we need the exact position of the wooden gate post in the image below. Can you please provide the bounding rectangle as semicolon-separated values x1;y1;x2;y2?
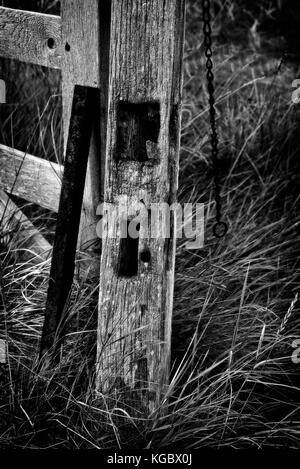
61;0;110;276
96;0;185;413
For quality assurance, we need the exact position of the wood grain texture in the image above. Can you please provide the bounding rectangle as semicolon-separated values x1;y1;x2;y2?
0;7;62;69
0;144;62;213
61;0;110;274
0;190;51;262
96;0;185;413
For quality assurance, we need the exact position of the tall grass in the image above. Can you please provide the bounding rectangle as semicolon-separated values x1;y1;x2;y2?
0;0;300;449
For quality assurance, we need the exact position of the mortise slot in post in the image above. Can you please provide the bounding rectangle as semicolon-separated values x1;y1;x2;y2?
118;221;140;277
169;104;179;146
115;101;160;162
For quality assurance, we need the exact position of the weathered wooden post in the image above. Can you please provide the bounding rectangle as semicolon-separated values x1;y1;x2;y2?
40;85;96;359
96;0;186;413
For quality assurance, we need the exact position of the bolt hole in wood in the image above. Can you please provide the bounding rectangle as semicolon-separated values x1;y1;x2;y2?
65;42;71;52
115;101;160;162
140;249;151;264
47;38;56;49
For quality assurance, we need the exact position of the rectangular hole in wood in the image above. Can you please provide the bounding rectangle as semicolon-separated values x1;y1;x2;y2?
169;104;179;146
115;101;160;162
118;220;140;277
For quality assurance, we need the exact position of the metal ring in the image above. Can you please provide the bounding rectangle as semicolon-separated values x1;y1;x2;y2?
213;221;228;238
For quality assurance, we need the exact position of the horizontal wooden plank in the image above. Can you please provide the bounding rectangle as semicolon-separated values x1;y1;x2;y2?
0;144;62;212
0;7;62;69
0;7;101;87
0;189;52;263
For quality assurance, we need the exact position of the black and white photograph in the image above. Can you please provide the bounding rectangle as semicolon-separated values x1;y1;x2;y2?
0;0;300;454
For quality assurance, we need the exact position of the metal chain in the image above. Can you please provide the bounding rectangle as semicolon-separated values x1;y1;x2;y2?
201;0;228;238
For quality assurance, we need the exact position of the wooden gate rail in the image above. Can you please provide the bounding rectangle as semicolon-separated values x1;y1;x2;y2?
0;7;62;70
0;144;62;213
0;189;51;262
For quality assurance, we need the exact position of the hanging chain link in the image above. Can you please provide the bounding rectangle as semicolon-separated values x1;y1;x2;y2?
201;0;228;238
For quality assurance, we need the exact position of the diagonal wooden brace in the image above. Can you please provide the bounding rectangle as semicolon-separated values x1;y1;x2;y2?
40;85;97;359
